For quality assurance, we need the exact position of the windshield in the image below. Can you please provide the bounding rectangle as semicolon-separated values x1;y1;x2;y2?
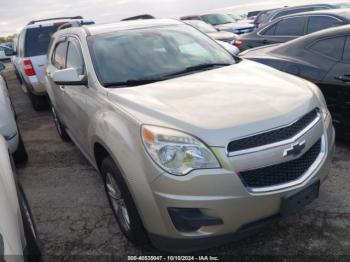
88;25;235;87
25;25;59;57
188;21;218;33
201;14;234;25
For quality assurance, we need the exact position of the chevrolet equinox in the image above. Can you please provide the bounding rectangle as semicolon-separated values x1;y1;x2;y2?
44;19;335;252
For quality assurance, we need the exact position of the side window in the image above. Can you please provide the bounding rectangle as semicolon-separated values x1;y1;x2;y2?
52;41;68;69
307;16;342;34
18;31;25;57
0;46;4;51
275;17;305;36
66;40;84;75
262;23;277;35
309;37;346;61
342;36;350;63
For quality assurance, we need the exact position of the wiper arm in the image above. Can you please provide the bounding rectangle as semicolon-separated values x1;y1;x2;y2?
104;78;166;87
167;63;232;77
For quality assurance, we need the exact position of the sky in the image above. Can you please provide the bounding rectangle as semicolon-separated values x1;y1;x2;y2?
0;0;346;36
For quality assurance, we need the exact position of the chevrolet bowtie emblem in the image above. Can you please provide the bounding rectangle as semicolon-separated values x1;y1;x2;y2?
283;140;306;157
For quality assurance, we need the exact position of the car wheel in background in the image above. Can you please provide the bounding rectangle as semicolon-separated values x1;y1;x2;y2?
17;184;42;262
50;105;70;142
13;133;28;164
28;91;48;111
101;156;149;246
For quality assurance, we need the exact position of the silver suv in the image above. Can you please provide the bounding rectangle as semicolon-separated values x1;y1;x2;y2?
44;19;335;252
12;16;93;110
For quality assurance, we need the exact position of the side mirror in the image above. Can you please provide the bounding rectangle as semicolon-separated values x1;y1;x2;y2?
52;68;87;86
0;63;5;72
216;40;240;56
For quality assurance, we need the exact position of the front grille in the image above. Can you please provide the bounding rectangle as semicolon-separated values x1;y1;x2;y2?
239;139;322;188
227;109;319;153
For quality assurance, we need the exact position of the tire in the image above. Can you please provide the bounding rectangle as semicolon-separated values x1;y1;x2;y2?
28;91;48;111
50;104;70;142
17;184;42;262
101;157;149;245
13;133;28;164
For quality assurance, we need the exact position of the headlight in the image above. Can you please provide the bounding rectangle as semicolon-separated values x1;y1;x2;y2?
141;125;220;176
305;80;329;120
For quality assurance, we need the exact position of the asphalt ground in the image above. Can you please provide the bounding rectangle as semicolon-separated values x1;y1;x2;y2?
3;62;350;261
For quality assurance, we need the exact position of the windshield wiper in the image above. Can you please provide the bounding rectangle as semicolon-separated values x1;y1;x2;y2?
167;63;232;77
104;78;167;87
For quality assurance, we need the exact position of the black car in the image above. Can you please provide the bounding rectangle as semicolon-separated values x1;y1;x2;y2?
240;25;350;136
238;9;350;51
254;3;350;27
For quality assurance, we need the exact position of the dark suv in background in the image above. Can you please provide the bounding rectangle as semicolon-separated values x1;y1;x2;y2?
254;3;350;27
238;9;350;50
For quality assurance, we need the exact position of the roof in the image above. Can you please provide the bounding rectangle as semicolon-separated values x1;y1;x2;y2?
289;7;350;16
85;19;183;35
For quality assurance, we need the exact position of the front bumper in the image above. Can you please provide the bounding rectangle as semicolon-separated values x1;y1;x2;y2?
145;119;335;252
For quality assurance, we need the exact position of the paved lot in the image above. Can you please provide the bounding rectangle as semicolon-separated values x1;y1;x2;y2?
3;62;350;261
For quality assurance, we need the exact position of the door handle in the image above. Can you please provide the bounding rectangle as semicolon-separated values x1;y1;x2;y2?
262;39;269;44
335;75;350;83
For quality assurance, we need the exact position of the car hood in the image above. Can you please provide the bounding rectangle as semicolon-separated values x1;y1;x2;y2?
215;22;255;30
107;60;319;147
207;31;237;41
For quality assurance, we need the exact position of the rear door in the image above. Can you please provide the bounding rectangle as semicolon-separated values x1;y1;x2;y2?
24;25;59;84
258;16;306;46
324;35;350;132
46;38;68;121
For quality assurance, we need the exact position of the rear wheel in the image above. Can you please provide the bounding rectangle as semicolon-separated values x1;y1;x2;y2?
50;105;70;142
18;184;41;262
13;133;28;164
101;157;149;245
28;91;48;111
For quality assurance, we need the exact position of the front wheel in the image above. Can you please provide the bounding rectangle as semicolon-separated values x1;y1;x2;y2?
101;157;149;245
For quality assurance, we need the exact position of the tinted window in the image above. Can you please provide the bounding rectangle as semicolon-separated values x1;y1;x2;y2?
342;36;350;63
275;17;305;36
262;23;277;35
53;42;68;69
307;16;342;34
66;41;84;75
310;37;346;60
274;7;321;19
24;26;58;57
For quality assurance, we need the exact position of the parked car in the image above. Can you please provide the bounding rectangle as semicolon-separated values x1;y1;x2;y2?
180;13;255;34
240;24;350;137
0;63;28;164
183;20;238;44
0;135;41;261
254;3;350;27
44;18;334;252
216;40;240;56
0;45;13;60
238;9;350;51
12;16;94;110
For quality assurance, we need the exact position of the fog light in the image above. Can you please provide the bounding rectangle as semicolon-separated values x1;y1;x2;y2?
168;208;223;232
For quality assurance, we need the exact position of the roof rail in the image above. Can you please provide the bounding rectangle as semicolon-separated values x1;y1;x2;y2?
27;16;84;25
57;20;95;31
121;14;155;21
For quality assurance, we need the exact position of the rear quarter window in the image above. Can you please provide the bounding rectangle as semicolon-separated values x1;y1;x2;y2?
309;36;346;61
24;26;58;57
